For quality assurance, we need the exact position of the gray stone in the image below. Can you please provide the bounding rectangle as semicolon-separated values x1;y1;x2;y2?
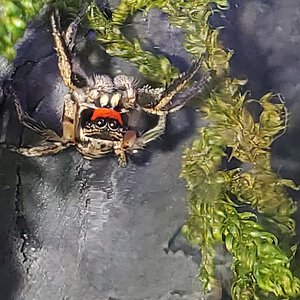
0;5;205;300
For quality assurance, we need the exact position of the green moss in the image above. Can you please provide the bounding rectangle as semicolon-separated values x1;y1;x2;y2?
0;0;87;60
0;0;36;60
87;1;179;84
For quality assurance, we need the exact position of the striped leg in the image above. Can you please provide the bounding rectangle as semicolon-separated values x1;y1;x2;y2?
1;143;69;156
139;55;209;115
64;3;90;52
51;10;77;91
138;114;167;145
11;89;62;142
1;88;71;156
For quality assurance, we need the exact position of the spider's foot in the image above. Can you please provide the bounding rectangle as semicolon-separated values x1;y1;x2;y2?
117;151;127;167
64;2;90;52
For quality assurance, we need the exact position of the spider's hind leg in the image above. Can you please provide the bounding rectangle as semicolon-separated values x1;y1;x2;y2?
10;89;62;142
1;143;69;157
64;3;90;52
51;6;89;91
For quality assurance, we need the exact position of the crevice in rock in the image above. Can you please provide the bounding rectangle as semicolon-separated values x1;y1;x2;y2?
15;163;41;274
15;163;28;268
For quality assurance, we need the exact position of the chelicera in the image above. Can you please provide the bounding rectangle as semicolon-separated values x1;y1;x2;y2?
3;6;210;166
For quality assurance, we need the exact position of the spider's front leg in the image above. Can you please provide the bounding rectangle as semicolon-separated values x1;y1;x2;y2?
114;114;167;166
51;8;90;93
51;12;76;91
137;114;167;145
63;3;89;52
138;56;209;115
51;5;91;95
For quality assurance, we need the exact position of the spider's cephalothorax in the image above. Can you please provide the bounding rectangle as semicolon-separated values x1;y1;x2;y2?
3;7;210;166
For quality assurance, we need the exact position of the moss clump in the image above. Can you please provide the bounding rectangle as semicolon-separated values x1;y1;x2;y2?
0;0;87;60
87;1;179;84
0;0;37;60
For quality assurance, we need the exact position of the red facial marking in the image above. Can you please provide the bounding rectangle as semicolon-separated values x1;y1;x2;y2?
91;108;123;126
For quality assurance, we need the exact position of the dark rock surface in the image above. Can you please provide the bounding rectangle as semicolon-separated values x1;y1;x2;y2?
0;5;204;300
1;1;300;299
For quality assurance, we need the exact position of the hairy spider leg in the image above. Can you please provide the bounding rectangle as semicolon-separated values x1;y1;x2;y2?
138;114;167;145
125;56;208;153
51;11;78;92
0;87;71;157
64;2;90;52
167;71;211;114
9;88;62;142
141;55;208;115
1;143;70;157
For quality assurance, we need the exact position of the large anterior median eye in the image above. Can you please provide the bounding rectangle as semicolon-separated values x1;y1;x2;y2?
108;119;119;131
96;118;106;128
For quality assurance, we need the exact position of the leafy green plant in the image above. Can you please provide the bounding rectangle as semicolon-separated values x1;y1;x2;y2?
0;0;38;60
0;0;86;60
87;1;179;84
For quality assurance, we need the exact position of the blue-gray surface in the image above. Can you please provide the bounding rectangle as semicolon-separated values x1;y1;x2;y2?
0;1;300;300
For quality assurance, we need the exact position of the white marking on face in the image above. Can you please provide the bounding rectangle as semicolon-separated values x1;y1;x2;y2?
110;92;122;107
99;93;110;106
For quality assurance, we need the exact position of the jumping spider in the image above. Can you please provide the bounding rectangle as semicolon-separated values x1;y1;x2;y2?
4;7;209;166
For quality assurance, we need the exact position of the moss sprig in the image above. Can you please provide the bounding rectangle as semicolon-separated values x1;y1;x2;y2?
87;1;179;84
169;0;300;298
0;0;38;60
0;0;88;60
109;0;300;297
182;93;300;299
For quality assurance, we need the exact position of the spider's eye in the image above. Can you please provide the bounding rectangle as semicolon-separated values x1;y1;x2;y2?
86;121;92;128
108;119;119;131
95;118;106;128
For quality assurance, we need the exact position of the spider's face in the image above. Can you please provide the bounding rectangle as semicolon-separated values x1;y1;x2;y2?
79;107;126;142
